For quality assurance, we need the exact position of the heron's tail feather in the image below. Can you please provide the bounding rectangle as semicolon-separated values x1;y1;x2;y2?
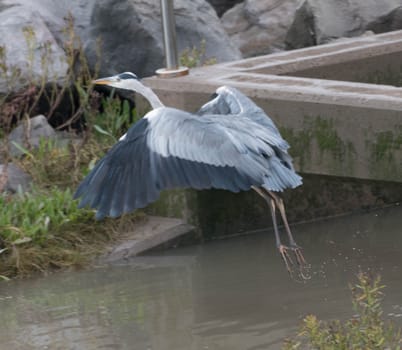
262;158;302;192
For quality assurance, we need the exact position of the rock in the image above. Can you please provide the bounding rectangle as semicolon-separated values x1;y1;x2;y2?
0;0;233;95
0;163;32;193
3;0;241;80
284;1;315;50
222;0;302;57
86;0;241;77
367;6;402;33
224;0;402;55
0;1;68;94
8;115;56;157
286;0;402;49
206;0;244;17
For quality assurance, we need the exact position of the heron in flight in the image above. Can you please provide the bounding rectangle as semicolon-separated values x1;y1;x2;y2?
75;72;307;275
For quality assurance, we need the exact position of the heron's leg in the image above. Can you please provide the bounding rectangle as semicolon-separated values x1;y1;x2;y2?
267;190;308;268
252;186;294;272
266;191;297;246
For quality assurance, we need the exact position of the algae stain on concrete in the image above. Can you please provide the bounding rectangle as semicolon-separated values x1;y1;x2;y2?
313;118;343;158
312;116;357;174
279;127;312;172
281;115;356;175
367;128;402;180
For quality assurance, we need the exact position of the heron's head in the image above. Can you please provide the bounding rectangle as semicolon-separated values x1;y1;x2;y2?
92;72;143;92
93;71;164;109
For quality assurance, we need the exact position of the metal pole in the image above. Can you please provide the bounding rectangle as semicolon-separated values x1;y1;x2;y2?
156;0;189;78
160;0;178;70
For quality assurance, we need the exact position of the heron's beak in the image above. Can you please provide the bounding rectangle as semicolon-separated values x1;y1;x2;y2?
92;77;116;85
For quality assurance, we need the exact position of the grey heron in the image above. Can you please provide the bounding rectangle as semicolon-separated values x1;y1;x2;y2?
74;72;307;275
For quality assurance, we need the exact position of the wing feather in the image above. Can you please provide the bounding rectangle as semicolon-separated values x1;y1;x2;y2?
75;105;301;219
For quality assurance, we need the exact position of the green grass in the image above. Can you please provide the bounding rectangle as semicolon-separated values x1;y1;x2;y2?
0;17;145;280
1;188;80;243
0;112;142;279
283;273;402;350
179;39;217;68
0;92;142;279
0;185;145;279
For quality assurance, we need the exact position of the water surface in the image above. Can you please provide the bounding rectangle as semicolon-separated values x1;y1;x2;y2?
1;205;402;350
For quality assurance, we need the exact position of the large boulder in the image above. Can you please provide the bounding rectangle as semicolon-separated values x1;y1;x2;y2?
206;0;244;17
0;2;68;94
0;163;32;193
286;0;402;49
3;0;241;80
8;114;56;157
83;0;242;77
7;114;80;157
367;6;402;33
221;0;302;57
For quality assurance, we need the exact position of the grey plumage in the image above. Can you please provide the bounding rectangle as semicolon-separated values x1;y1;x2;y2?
75;74;302;219
196;86;302;192
75;104;301;219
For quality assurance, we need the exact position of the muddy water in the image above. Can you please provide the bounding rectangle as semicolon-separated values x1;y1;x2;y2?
1;205;402;350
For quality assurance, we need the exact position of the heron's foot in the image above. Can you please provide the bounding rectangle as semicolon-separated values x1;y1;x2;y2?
278;244;294;273
278;244;311;281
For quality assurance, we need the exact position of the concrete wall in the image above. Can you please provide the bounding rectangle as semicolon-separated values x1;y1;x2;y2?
140;30;402;237
144;30;402;184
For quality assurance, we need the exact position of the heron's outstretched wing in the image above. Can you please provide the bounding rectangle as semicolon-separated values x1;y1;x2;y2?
198;86;300;171
197;86;282;137
74;107;301;219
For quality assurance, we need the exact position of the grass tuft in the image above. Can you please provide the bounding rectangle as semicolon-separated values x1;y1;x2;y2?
283;273;402;350
0;186;145;278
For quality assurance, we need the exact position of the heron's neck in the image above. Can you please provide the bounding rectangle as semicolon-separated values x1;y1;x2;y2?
140;85;164;109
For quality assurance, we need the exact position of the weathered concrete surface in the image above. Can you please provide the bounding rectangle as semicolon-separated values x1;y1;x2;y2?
195;175;402;239
143;30;402;184
136;30;402;239
98;216;196;263
137;174;402;240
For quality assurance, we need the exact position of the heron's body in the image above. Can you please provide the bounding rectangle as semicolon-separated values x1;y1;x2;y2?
75;72;307;277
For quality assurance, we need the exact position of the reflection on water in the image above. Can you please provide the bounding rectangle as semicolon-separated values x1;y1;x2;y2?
1;205;402;350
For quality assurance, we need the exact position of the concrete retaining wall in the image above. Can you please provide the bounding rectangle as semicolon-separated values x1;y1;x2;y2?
139;30;402;237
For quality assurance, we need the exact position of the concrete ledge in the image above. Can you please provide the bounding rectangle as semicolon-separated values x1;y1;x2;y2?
98;216;196;263
143;30;402;184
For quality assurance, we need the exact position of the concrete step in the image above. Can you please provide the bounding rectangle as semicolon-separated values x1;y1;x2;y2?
98;216;196;264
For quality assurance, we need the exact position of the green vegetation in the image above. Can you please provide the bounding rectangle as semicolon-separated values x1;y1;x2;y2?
0;186;144;278
0;17;143;280
313;118;345;159
180;39;217;68
283;273;402;350
93;94;137;142
367;128;402;180
370;131;401;162
1;188;85;243
280;115;356;175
